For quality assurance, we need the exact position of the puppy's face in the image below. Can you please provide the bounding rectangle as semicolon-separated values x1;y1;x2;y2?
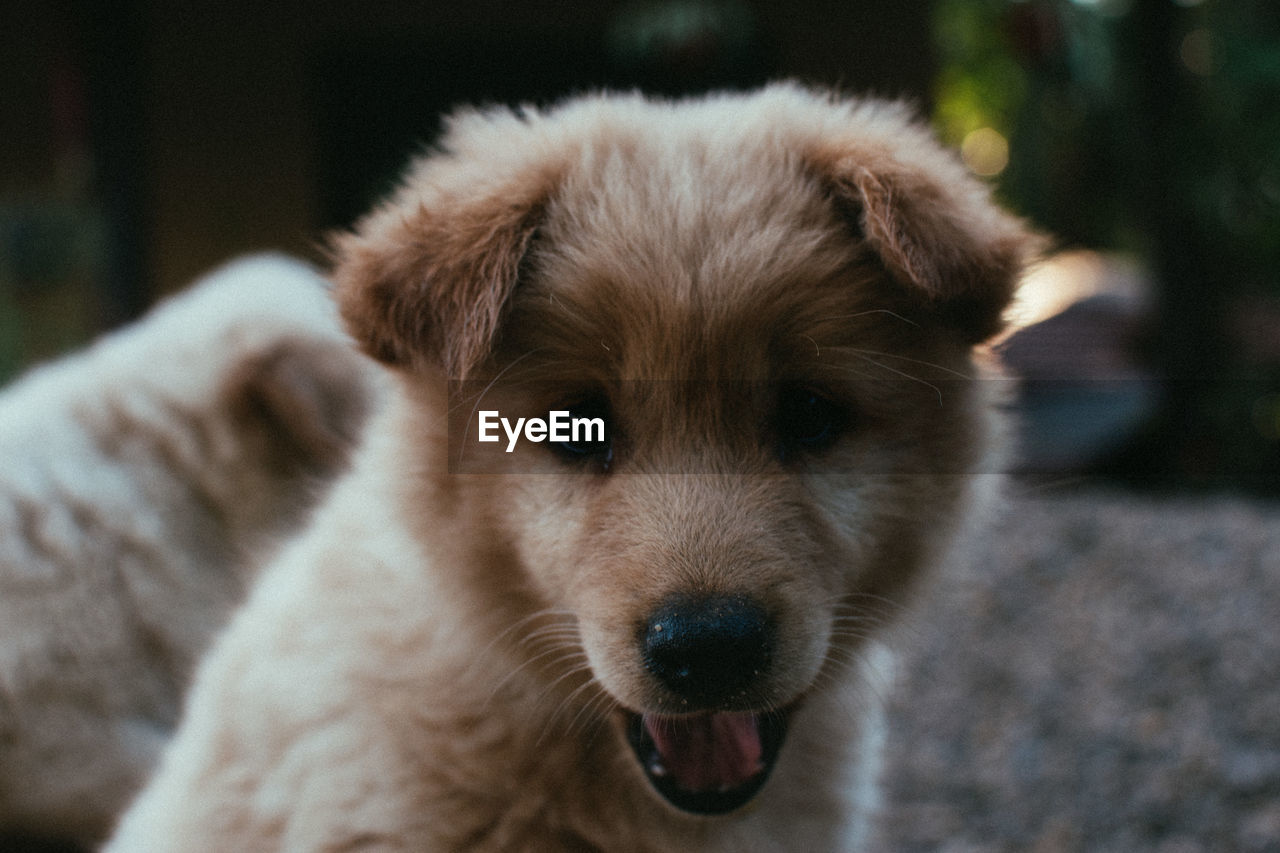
335;87;1033;816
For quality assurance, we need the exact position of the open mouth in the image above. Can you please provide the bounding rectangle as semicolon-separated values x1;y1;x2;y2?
625;709;790;815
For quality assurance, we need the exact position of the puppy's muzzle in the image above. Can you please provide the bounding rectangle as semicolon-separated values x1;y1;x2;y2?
628;594;789;815
641;594;774;708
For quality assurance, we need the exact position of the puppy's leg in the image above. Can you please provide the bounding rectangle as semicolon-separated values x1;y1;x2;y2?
104;544;432;852
106;640;427;852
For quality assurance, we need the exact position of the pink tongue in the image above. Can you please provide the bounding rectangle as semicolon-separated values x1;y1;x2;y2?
643;712;764;792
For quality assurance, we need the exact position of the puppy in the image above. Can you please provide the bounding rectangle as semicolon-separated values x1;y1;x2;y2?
107;85;1034;851
0;256;379;845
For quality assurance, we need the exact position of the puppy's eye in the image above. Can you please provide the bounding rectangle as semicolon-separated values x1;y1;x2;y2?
551;395;613;469
776;386;847;458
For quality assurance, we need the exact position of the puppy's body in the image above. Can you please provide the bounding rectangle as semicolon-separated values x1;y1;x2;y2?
0;256;378;843
109;87;1033;851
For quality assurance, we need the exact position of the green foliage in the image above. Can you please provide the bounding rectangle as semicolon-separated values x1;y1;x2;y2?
934;0;1280;278
934;0;1280;491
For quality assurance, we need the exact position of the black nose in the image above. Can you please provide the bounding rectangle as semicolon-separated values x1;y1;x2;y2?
642;595;774;706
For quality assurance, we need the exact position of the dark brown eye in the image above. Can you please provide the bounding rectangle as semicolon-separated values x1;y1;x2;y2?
776;385;847;459
551;394;613;470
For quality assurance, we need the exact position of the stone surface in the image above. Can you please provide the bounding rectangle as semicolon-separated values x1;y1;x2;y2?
874;485;1280;852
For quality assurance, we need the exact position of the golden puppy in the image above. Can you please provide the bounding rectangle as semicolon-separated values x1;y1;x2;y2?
108;85;1034;852
0;256;379;845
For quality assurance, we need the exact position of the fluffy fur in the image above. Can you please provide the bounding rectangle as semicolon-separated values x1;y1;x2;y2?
0;256;379;844
108;85;1035;852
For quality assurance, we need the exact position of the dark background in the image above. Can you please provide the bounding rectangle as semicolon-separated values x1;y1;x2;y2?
2;0;1278;491
0;0;935;306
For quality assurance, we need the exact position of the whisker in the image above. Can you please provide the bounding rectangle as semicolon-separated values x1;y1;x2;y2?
480;616;585;709
470;609;577;686
847;348;974;380
513;626;583;650
560;685;614;741
826;308;921;328
453;348;544;466
846;353;943;406
825;590;911;620
483;645;582;710
538;668;608;745
814;645;894;713
474;608;575;661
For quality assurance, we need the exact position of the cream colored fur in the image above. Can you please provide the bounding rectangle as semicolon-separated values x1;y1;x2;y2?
108;85;1034;852
0;256;378;844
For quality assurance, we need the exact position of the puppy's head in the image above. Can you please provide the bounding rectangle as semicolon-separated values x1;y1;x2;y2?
333;85;1036;816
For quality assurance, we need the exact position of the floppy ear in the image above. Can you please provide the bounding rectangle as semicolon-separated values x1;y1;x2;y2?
222;335;377;475
811;143;1038;342
331;168;554;378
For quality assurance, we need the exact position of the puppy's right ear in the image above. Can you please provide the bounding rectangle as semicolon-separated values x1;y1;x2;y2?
331;165;555;378
809;134;1039;343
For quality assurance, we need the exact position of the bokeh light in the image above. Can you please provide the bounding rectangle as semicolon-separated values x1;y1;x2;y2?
961;127;1010;177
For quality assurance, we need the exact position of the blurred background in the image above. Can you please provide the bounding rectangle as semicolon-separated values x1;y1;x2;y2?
2;0;1278;493
3;5;1280;852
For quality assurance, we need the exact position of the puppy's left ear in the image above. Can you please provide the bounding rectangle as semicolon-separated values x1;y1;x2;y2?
330;163;556;378
812;142;1039;343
